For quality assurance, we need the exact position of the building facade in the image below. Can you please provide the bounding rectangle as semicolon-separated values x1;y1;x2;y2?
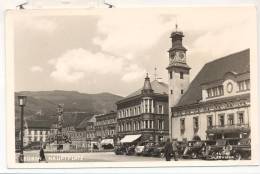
23;119;51;146
95;111;117;145
169;45;250;141
116;74;169;143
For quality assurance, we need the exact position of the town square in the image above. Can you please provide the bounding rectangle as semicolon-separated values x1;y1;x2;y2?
6;6;256;165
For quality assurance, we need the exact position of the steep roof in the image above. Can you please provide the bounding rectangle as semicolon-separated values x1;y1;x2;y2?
25;119;53;129
125;80;168;99
176;49;250;106
76;114;95;129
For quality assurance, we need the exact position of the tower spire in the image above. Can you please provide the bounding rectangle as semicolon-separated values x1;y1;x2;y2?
142;73;153;94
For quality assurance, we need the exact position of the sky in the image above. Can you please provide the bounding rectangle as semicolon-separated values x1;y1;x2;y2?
12;6;256;97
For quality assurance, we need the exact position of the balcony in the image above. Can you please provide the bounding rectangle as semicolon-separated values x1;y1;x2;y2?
206;124;250;134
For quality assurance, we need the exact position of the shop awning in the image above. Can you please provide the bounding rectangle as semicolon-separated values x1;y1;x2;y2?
101;139;114;145
206;126;250;134
120;134;141;143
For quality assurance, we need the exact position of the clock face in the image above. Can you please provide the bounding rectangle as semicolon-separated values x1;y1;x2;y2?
227;82;233;93
179;52;185;59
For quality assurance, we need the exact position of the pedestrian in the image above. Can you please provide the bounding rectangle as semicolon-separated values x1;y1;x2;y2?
172;139;178;161
164;138;173;161
39;146;47;163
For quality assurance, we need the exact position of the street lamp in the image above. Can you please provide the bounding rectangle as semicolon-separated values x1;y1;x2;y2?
18;95;27;163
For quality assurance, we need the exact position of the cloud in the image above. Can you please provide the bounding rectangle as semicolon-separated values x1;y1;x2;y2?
30;66;43;72
121;64;146;82
50;48;145;83
93;11;174;59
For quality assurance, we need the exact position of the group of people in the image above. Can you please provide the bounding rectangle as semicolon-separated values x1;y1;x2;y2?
164;138;179;161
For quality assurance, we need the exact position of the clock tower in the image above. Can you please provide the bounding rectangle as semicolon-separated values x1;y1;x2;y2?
167;25;191;139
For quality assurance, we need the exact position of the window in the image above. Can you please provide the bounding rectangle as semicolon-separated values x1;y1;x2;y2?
158;119;164;130
180;72;184;79
219;114;225;127
207;115;213;128
207;86;224;98
171;90;173;94
149;120;153;129
158;105;163;114
145;104;148;113
180;118;185;134
181;89;184;94
169;71;173;79
129;108;132;116
218;86;224;95
238;80;250;91
207;89;212;97
228;114;234;125
148;99;152;113
145;120;149;129
245;80;250;90
238;112;244;125
193;117;199;131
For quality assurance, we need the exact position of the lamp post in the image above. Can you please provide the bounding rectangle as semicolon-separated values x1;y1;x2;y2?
18;95;27;163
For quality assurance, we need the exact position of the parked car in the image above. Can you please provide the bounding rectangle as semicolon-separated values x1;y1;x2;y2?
232;138;251;160
135;142;146;156
151;143;165;157
182;140;198;159
114;145;127;155
142;142;156;156
209;138;240;160
126;145;136;155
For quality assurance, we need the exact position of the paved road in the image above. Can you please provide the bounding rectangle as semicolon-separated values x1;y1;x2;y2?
17;151;165;163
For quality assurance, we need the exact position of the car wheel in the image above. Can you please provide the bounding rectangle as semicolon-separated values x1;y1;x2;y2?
211;152;217;160
234;153;242;160
191;152;197;159
160;153;164;158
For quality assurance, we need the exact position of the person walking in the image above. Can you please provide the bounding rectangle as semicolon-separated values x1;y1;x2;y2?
39;146;47;163
164;138;173;161
172;139;178;161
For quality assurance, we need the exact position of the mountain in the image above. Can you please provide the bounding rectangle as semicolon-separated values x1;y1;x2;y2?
15;90;123;120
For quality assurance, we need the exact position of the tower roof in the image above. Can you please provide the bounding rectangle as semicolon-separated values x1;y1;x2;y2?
141;73;153;94
125;80;168;99
169;26;187;52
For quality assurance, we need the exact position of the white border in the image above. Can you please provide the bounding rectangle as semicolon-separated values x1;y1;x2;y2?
2;4;260;172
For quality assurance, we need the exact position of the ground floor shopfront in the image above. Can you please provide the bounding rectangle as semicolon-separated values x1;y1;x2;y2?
117;129;169;144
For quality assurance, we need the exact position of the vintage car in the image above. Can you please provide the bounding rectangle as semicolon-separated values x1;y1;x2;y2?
142;142;156;156
182;140;200;159
232;138;251;160
182;140;216;159
151;143;165;157
135;142;147;156
208;138;240;160
114;145;127;155
126;145;136;155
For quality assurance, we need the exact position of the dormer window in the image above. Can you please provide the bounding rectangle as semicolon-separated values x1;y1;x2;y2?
207;85;224;98
238;79;250;92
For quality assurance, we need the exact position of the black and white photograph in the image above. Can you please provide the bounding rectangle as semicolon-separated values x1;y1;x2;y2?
4;4;258;168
